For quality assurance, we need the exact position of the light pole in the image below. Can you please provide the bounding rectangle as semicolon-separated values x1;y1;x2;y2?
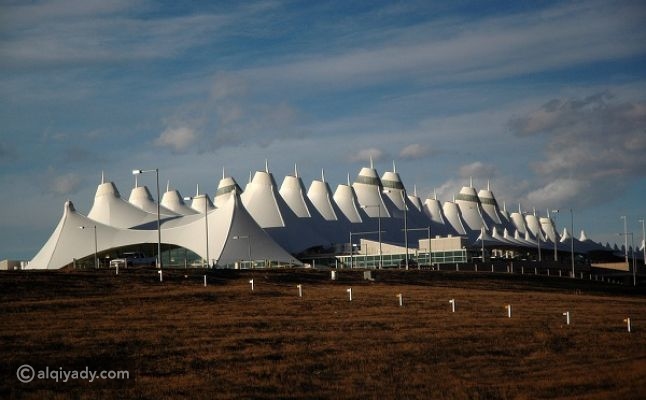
523;212;542;262
639;219;645;266
233;235;251;268
402;188;409;270
551;209;559;262
133;168;162;269
407;227;430;268
349;230;381;269
361;204;382;269
184;195;210;268
570;208;574;278
619;232;636;287
383;187;409;269
621;215;628;264
79;225;98;269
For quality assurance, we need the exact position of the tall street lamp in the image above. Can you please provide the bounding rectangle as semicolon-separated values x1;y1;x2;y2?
361;204;382;269
184;195;210;268
349;230;381;269
407;227;430;268
133;168;162;269
619;232;636;287
383;188;409;270
233;235;251;268
551;209;559;262
621;215;628;264
79;225;98;269
639;219;645;266
570;208;574;278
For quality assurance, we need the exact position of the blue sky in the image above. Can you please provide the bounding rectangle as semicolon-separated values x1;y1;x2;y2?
1;0;645;260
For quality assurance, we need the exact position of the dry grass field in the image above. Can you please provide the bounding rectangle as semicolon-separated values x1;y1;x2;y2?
1;268;646;399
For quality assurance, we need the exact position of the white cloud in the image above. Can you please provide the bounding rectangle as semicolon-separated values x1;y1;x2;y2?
48;172;83;196
154;126;198;153
349;148;383;163
399;143;430;159
509;91;646;208
458;162;497;181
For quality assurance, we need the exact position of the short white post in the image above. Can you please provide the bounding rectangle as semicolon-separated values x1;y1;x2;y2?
346;288;352;302
521;266;524;275
505;304;512;318
547;269;550;276
563;311;570;325
396;293;403;307
331;271;336;280
624;317;632;333
158;270;163;282
449;299;455;313
203;275;207;287
249;279;254;292
559;270;562;277
492;264;495;272
475;264;478;272
116;264;119;275
534;267;537;275
456;264;459;271
297;284;303;298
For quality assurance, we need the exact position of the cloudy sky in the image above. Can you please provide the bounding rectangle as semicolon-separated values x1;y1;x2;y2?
1;0;645;260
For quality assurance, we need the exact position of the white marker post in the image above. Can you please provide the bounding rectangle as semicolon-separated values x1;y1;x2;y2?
624;317;632;333
158;270;163;282
116;264;119;276
203;275;207;287
249;279;254;292
563;311;570;325
397;293;403;307
346;288;352;302
449;299;455;313
297;284;303;298
505;304;512;318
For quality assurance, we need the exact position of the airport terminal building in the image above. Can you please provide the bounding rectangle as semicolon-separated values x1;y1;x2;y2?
26;162;638;271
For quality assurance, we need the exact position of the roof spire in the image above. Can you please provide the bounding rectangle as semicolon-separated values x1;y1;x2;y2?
503;201;507;212
101;171;105;184
196;184;200;196
487;180;490;191
166;180;170;192
413;184;418;196
470;176;473;188
347;173;351;186
369;155;374;169
265;159;269;173
518;203;522;213
433;188;437;200
321;168;326;183
294;163;298;178
134;174;138;188
222;167;225;180
249;171;252;183
392;160;396;173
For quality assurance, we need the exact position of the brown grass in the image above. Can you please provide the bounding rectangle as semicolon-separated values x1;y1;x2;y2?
1;268;646;399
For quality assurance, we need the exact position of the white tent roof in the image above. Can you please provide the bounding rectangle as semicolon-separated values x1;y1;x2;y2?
161;186;198;216
87;180;167;229
241;169;330;253
455;185;489;235
333;183;363;224
442;200;468;237
28;191;298;269
214;176;242;208
128;185;178;216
